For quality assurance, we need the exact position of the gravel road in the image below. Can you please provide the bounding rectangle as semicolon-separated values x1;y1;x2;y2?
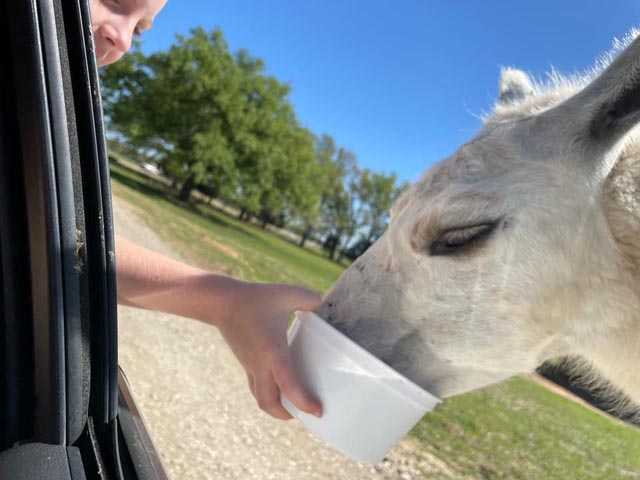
114;198;453;480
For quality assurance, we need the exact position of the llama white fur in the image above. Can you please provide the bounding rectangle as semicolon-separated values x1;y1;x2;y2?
319;29;640;412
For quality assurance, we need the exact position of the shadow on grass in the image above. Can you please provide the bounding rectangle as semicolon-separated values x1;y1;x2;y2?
109;162;350;268
193;203;295;248
193;202;351;267
109;164;266;243
109;166;168;202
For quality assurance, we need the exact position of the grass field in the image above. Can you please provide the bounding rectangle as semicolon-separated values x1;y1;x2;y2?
110;162;640;480
110;162;343;292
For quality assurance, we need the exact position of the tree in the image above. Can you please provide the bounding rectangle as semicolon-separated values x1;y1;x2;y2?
101;29;318;210
229;52;318;225
358;170;408;244
100;29;404;252
101;28;249;201
266;126;320;230
340;170;409;260
311;135;357;260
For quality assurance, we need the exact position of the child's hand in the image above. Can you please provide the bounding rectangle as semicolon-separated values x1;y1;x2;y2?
217;281;323;420
115;237;322;419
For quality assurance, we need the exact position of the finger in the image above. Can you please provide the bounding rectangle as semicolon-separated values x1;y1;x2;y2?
247;372;256;397
282;285;323;312
254;371;293;420
272;355;322;417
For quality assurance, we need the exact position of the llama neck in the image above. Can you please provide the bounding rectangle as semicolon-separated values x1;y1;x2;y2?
579;326;640;406
592;150;640;405
603;149;640;272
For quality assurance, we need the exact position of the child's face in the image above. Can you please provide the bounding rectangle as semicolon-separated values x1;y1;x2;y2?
89;0;167;67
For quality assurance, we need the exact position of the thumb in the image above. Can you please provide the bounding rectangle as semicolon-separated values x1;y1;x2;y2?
281;285;322;312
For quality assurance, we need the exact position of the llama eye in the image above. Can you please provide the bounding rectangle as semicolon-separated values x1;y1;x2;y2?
429;222;498;256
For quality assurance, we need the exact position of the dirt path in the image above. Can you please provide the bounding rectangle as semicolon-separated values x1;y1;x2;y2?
114;198;453;480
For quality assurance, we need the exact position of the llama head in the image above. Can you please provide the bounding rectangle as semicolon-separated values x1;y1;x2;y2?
318;33;640;398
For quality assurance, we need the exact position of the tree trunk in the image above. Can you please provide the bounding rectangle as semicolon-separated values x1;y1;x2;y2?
299;226;312;248
329;241;338;261
238;209;251;222
178;175;196;202
327;233;341;261
337;232;355;262
259;208;269;229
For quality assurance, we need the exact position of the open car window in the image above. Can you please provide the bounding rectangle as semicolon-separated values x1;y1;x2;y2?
0;0;167;478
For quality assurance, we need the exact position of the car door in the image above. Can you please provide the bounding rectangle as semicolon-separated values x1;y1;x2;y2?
0;0;167;478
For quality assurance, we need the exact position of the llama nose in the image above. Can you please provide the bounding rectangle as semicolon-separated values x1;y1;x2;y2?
316;298;338;325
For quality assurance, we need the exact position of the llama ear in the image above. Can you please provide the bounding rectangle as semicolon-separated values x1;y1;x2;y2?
541;32;640;176
584;38;640;149
498;68;534;104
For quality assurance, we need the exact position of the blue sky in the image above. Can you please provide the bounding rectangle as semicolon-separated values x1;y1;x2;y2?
139;0;640;182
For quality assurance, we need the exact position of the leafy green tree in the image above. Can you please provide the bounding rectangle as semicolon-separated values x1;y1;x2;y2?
229;52;319;225
309;136;408;260
338;170;408;259
358;170;408;244
312;135;357;260
261;126;319;229
102;29;318;211
102;28;246;201
101;29;403;253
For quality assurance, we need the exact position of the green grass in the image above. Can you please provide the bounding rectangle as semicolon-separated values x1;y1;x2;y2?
411;376;640;479
110;162;344;292
110;162;640;480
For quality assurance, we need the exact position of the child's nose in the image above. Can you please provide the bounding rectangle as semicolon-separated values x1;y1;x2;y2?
99;22;133;55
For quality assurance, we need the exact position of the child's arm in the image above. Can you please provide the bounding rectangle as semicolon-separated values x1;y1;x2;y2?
115;235;323;420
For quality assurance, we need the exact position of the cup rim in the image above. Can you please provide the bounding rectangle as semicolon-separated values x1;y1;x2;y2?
293;311;441;408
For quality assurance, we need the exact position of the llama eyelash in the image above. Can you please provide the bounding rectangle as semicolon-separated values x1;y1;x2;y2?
428;222;499;256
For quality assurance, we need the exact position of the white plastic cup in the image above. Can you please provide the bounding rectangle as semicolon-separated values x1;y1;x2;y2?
281;311;441;464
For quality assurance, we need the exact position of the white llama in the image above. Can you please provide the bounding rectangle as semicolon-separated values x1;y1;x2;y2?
318;31;640;411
